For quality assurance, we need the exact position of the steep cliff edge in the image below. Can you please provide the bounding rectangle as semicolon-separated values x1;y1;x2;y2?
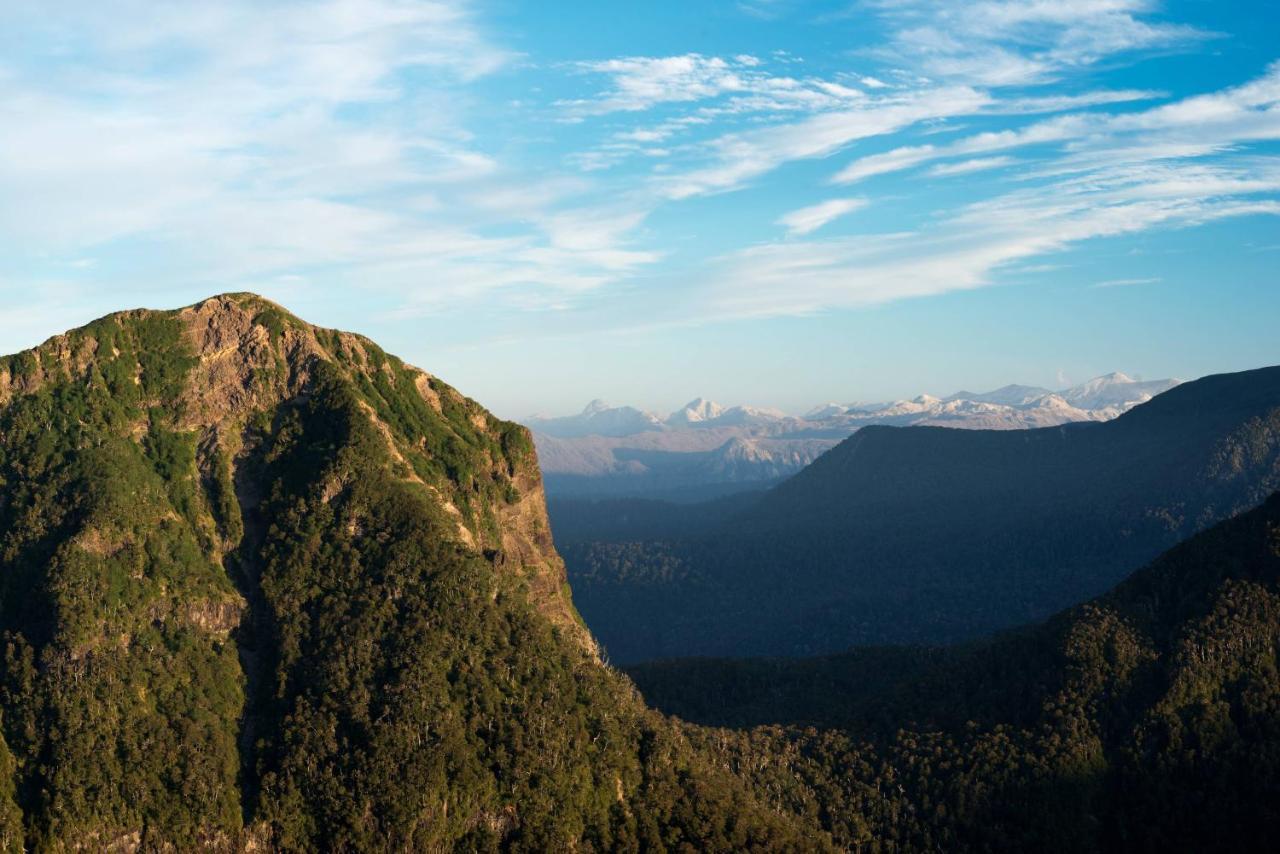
1;294;586;654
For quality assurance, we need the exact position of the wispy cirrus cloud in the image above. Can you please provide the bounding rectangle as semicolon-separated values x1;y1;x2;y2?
997;88;1163;113
833;116;1083;183
660;85;991;198
562;51;877;116
777;197;869;235
833;60;1280;186
565;0;1220;216
1092;276;1162;288
0;0;667;325
542;0;1231;279
561;54;759;115
681;48;1279;324
706;156;1280;319
927;155;1017;176
869;0;1212;86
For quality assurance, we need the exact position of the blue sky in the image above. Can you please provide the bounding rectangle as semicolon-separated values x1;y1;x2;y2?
1;0;1277;417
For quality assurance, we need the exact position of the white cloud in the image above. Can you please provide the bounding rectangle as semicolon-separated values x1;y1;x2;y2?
561;55;909;172
704;158;1280;319
561;52;873;124
836;115;1087;183
998;88;1163;113
777;198;869;236
564;55;751;114
833;143;940;183
1092;276;1161;288
563;2;1199;199
662;86;990;198
834;62;1280;186
928;155;1016;176
871;0;1211;87
0;0;669;317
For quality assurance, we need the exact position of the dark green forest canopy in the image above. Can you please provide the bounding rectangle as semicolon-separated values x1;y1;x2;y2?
632;492;1280;852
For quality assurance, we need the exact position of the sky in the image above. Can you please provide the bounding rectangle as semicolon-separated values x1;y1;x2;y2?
0;0;1277;419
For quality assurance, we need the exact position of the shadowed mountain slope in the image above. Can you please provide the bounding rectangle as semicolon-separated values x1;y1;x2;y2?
630;492;1280;851
562;367;1280;663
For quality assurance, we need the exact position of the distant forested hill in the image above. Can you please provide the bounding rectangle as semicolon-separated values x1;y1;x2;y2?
558;366;1280;663
630;492;1280;852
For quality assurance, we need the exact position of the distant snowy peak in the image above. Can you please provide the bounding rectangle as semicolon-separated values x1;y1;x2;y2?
1035;393;1088;413
525;400;663;438
946;384;1054;407
527;372;1184;490
1061;373;1179;410
527;372;1179;440
857;394;942;417
717;404;789;426
808;400;887;416
668;397;725;425
806;403;850;419
667;399;791;428
837;373;1178;426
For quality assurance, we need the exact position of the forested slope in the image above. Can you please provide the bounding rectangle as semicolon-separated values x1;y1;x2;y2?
0;295;826;851
632;492;1280;851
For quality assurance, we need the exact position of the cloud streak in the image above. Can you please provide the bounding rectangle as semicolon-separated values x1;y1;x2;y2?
868;0;1211;87
1092;277;1162;288
927;155;1017;176
706;157;1280;319
661;86;991;198
0;0;663;320
777;198;869;235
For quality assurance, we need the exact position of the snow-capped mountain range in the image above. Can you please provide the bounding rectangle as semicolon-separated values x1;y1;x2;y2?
530;396;790;438
526;372;1180;499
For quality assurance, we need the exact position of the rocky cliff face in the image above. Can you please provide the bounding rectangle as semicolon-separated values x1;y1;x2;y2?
3;293;586;654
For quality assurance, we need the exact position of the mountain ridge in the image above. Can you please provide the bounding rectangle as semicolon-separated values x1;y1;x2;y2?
527;372;1180;498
